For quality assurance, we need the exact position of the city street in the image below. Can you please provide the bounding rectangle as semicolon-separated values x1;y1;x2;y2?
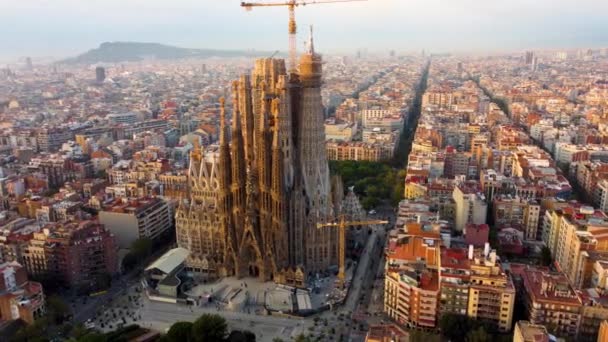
308;206;394;342
81;208;394;342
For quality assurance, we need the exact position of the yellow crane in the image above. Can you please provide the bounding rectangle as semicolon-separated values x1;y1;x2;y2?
241;0;367;71
317;216;388;286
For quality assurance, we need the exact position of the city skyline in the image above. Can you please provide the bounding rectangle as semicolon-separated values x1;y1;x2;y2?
2;0;608;61
3;1;608;341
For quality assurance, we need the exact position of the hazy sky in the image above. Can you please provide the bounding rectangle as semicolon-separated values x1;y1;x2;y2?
1;0;608;60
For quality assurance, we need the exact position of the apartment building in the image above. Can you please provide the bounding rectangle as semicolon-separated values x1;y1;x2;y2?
422;88;454;109
108;159;171;185
384;223;441;329
36;127;73;153
511;264;582;338
324;119;356;142
360;109;395;127
492;195;541;240
596;179;608;213
0;262;45;325
21;221;118;291
444;151;471;179
452;182;488;232
440;247;472;316
98;197;172;248
513;321;550;342
542;205;608;288
326;140;394;162
466;247;516;332
579;292;608;342
385;221;514;332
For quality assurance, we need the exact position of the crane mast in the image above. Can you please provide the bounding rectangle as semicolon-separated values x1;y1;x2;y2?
241;0;367;71
288;4;297;70
317;216;388;286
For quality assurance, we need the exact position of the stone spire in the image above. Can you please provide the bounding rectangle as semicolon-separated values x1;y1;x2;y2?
297;26;331;271
271;98;283;194
231;82;242;132
219;97;227;146
271;98;281;150
230;81;247;245
218;95;236;274
307;25;315;55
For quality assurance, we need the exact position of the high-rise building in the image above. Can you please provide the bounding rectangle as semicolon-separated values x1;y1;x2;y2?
541;205;608;288
25;57;33;70
95;66;106;83
525;51;535;65
176;28;341;286
36;127;74;153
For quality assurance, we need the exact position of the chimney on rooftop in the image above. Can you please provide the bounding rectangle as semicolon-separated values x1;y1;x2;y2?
468;244;474;260
484;242;490;258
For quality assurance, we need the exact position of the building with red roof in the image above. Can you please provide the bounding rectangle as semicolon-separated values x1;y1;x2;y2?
464;223;489;247
0;262;45;325
511;264;582;338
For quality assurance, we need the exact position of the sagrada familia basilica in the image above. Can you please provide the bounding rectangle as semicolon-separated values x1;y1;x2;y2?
175;30;362;286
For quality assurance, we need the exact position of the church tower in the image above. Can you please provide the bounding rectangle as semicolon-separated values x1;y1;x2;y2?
177;26;339;286
297;26;334;271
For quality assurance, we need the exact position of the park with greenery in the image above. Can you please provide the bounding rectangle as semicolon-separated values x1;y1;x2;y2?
329;160;405;209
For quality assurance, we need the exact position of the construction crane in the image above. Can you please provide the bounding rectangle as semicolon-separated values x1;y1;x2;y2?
241;0;367;71
317;215;388;286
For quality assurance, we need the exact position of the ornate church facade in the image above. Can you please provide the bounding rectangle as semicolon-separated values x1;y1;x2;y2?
176;31;344;286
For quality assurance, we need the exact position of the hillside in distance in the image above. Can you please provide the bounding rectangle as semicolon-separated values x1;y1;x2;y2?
61;42;270;64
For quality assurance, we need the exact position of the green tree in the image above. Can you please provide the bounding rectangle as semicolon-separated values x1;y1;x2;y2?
69;323;90;339
409;330;441;342
466;326;491;342
391;180;404;206
191;314;228;342
227;330;256;342
293;335;312;342
95;273;112;290
439;313;471;340
166;321;193;342
131;237;153;258
47;295;72;324
78;333;108;342
96;170;108;179
122;252;138;271
10;317;50;342
361;196;379;210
